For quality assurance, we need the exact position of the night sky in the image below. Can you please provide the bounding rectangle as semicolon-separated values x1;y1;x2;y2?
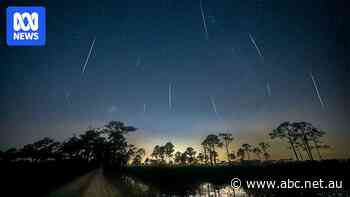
0;0;349;159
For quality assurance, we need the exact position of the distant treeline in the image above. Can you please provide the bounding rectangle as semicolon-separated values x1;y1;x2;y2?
0;121;143;169
146;121;330;166
0;120;331;168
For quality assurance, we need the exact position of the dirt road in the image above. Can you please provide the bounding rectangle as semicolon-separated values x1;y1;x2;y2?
48;168;120;197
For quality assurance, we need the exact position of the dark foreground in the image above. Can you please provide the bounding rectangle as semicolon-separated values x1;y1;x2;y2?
120;160;350;197
1;160;349;197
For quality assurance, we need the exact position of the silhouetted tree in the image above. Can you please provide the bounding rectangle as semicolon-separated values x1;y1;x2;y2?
197;152;205;164
151;145;166;164
102;121;137;167
201;143;210;165
307;125;328;160
3;148;18;162
174;151;182;164
228;153;236;161
219;133;235;162
242;144;252;160
20;143;36;162
180;152;188;164
270;121;328;161
202;134;222;165
294;141;305;160
132;155;142;165
1;120;143;169
28;137;62;162
293;122;314;160
270;122;300;160
252;147;262;160
131;148;145;166
61;135;84;160
79;129;105;163
151;145;161;161
212;151;219;164
127;144;137;163
258;142;271;160
184;147;197;164
237;148;245;161
164;142;175;163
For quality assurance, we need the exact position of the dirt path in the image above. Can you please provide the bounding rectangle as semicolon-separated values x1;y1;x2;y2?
48;168;120;197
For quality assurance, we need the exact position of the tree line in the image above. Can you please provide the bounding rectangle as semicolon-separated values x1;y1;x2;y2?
145;121;330;166
0;121;145;168
145;134;271;166
0;120;330;167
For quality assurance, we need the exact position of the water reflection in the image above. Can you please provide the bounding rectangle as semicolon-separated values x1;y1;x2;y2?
107;175;348;197
197;183;247;197
112;175;248;197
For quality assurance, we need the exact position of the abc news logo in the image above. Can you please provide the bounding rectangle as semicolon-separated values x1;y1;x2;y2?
13;12;39;40
7;7;46;46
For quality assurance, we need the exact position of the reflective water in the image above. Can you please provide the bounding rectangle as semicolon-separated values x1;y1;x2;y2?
106;175;349;197
115;176;247;196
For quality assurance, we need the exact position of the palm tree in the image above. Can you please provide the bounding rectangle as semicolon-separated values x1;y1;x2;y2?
219;133;234;162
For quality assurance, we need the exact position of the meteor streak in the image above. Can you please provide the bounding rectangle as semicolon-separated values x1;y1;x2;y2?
310;72;325;109
199;0;209;40
81;37;96;74
169;82;172;112
266;81;271;97
248;33;263;60
210;96;219;118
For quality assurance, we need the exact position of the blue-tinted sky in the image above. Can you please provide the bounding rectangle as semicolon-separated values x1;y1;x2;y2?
0;0;349;158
